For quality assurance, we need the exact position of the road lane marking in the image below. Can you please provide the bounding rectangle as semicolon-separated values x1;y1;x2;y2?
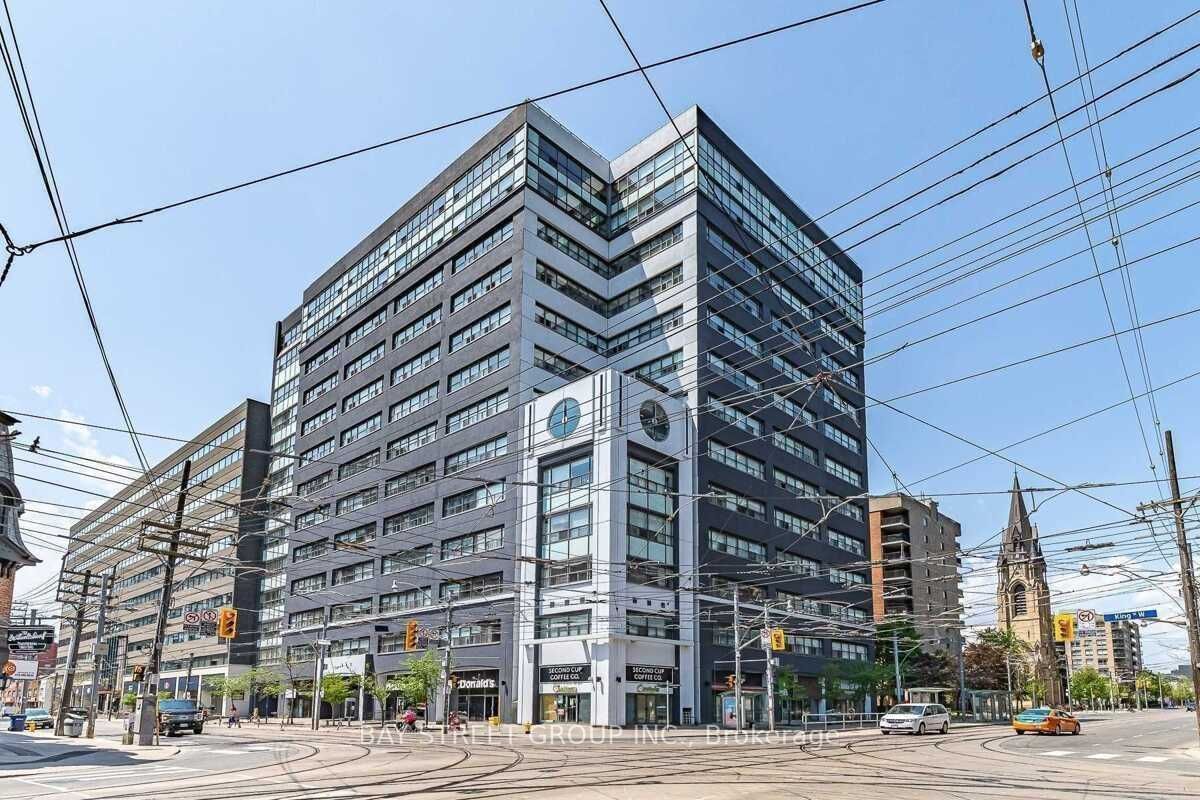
208;748;248;754
1042;750;1075;756
1136;756;1170;763
1086;753;1120;759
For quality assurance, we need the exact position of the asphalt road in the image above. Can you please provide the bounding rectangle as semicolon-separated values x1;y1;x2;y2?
0;712;1194;799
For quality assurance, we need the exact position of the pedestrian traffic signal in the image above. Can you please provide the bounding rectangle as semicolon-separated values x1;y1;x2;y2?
217;607;238;639
404;619;419;651
769;628;786;651
131;664;145;682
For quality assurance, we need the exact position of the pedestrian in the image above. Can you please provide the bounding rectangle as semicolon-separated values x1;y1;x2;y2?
251;708;261;726
402;706;417;732
228;704;241;728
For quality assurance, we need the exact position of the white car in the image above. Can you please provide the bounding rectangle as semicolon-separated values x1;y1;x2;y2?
879;703;950;735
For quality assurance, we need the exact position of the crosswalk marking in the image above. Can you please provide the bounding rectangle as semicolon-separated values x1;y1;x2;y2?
1086;753;1120;760
1042;750;1075;756
1136;756;1170;763
15;765;201;792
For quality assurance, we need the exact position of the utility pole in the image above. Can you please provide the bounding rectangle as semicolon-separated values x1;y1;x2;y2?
55;569;92;736
441;599;454;734
1164;431;1200;741
763;604;775;732
732;590;742;732
1005;653;1014;716
311;622;328;731
957;644;967;717
182;652;195;700
892;632;903;704
108;636;127;721
135;460;207;746
85;572;112;738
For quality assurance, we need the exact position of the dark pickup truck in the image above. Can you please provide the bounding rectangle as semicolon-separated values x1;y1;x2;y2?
157;699;204;736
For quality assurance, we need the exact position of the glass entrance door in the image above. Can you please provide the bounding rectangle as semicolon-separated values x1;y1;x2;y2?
629;693;668;725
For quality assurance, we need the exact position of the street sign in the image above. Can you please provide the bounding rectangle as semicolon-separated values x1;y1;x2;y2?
4;660;37;680
200;609;218;623
1075;609;1097;627
183;611;201;625
182;624;201;634
1103;609;1158;622
200;622;217;636
6;626;54;654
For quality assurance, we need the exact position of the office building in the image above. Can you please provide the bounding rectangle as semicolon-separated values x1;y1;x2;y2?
55;400;270;712
868;494;963;654
274;103;870;726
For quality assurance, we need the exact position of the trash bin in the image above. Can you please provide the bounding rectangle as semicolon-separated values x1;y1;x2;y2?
64;717;84;738
8;715;25;732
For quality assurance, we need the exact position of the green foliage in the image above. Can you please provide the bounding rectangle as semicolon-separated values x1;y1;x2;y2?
1068;667;1111;702
202;675;230;699
121;691;137;709
963;640;1005;690
395;649;442;706
320;675;351;708
157;690;173;702
362;674;405;725
820;662;849;704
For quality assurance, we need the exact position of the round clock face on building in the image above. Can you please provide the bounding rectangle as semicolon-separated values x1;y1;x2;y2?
640;400;670;442
548;398;581;438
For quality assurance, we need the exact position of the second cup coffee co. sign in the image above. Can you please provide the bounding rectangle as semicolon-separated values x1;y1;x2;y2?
625;664;674;684
539;664;590;683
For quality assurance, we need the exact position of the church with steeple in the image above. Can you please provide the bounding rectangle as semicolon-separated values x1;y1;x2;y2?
995;473;1062;706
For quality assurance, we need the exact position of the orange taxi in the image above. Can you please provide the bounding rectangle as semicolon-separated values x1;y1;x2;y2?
1012;707;1081;735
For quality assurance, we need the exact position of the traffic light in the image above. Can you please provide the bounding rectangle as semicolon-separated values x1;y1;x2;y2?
769;628;786;652
404;619;419;651
131;664;145;682
217;607;238;639
1053;612;1075;642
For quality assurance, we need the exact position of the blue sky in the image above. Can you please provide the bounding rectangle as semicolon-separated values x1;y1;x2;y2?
2;1;1198;670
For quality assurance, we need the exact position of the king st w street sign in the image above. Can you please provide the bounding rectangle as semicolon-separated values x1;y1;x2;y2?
1102;609;1158;622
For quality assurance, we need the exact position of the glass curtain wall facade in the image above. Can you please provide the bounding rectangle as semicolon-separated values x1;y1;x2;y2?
271;103;869;725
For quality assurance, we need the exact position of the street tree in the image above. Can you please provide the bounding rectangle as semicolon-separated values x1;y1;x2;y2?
320;675;351;721
963;638;1008;690
362;674;404;726
395;649;442;709
1068;667;1110;708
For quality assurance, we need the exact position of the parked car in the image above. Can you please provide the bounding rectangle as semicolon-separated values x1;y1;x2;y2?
1013;707;1080;735
879;703;951;735
23;708;53;729
157;699;204;736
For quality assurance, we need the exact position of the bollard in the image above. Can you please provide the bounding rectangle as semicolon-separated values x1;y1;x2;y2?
523;722;531;735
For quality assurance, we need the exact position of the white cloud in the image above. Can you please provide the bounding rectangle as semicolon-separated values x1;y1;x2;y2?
53;409;135;492
29;385;52;399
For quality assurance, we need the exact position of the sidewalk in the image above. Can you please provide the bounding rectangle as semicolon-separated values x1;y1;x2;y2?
0;718;179;771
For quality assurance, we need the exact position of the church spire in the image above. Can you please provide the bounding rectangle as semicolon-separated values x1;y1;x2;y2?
1000;472;1039;561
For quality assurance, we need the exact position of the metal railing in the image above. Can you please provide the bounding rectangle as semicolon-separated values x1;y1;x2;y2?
799;712;883;730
